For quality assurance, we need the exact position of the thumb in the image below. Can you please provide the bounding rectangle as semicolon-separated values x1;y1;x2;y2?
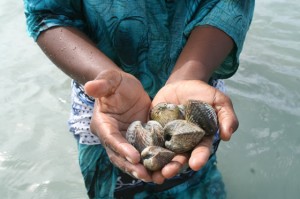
84;70;122;98
214;93;239;141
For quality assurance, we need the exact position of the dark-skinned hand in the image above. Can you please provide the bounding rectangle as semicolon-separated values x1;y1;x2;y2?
150;80;239;184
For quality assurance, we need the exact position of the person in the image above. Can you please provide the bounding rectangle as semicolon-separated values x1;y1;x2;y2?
24;0;254;198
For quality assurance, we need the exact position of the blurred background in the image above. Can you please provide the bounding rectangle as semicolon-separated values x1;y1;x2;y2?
1;1;299;198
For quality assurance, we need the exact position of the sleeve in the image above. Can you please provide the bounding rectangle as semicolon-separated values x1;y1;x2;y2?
184;0;255;79
24;0;86;41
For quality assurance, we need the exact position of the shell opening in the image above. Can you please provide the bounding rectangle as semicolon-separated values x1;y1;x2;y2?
164;133;172;142
142;153;152;160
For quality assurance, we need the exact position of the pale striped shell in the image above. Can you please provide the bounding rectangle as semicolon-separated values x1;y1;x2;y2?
141;146;175;171
164;119;205;153
126;120;164;153
150;102;184;127
126;99;218;171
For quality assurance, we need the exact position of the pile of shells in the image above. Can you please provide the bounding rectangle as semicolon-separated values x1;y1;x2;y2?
125;100;218;171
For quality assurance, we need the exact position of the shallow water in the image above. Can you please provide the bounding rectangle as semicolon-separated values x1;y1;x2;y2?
1;1;299;198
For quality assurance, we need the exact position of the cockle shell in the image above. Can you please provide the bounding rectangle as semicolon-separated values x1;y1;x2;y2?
141;146;175;171
150;102;184;127
164;119;205;153
185;100;218;135
126;120;164;153
125;99;218;171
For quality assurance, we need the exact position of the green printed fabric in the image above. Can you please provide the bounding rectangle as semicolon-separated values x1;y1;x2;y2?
24;0;254;98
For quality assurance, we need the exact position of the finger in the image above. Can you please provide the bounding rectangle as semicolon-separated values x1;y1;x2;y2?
161;153;189;179
149;153;190;184
152;171;165;184
84;79;111;97
101;130;141;164
152;153;189;184
92;107;141;164
84;70;122;98
189;135;213;171
106;148;152;182
214;92;239;141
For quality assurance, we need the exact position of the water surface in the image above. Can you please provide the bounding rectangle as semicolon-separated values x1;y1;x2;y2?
0;1;299;198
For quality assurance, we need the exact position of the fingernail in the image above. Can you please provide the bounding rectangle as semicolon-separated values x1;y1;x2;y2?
132;171;139;179
125;156;133;163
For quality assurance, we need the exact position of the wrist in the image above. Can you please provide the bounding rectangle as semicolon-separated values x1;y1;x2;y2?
166;62;213;85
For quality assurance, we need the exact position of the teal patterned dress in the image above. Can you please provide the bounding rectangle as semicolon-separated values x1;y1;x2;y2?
24;0;254;198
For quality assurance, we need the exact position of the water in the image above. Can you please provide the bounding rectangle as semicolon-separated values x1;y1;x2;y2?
0;1;299;198
217;1;300;198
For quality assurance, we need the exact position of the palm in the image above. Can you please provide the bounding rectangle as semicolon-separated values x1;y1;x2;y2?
152;80;216;107
85;70;153;182
150;80;238;182
153;80;238;141
96;72;151;135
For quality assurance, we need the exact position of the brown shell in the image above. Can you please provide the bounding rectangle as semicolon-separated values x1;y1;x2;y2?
126;99;219;171
150;102;184;127
184;100;218;135
126;120;164;153
141;146;175;171
164;119;205;153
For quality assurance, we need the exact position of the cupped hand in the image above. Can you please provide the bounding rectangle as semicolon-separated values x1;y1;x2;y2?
151;80;239;184
84;69;152;182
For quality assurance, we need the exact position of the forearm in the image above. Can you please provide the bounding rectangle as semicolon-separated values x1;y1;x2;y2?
37;26;121;84
166;26;234;84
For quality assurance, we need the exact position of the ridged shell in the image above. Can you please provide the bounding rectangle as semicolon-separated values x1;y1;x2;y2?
141;146;175;171
185;100;218;135
126;100;219;171
126;120;164;153
164;119;205;153
150;102;184;127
